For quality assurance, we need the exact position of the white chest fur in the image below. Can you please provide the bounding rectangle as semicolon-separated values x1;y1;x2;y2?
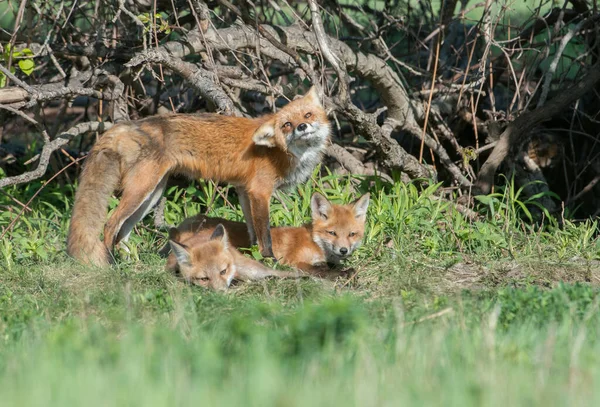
278;123;329;189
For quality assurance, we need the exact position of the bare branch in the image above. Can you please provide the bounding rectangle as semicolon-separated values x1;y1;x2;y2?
475;63;600;195
537;18;586;108
307;0;349;101
126;48;238;115
326;143;393;183
0;122;113;189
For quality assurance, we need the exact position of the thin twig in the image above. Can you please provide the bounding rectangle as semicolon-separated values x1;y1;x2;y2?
0;156;86;240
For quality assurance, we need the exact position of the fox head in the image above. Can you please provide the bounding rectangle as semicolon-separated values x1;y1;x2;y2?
310;192;370;264
253;86;330;156
168;224;236;291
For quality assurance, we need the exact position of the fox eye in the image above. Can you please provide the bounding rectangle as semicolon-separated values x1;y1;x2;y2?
304;112;312;119
349;232;357;237
282;122;292;129
220;268;227;276
197;277;210;282
327;230;336;236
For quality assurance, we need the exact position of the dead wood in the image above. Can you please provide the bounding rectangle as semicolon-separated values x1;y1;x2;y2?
0;122;112;189
1;1;600;218
474;63;600;195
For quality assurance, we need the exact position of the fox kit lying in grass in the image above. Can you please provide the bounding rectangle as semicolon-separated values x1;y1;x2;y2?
167;192;370;275
167;224;300;291
67;87;330;266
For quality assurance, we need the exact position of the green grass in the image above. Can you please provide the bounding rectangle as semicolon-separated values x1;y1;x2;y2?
1;170;600;405
2;264;600;405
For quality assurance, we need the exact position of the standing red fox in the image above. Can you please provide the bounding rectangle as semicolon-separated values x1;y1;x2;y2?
166;192;370;274
67;87;329;266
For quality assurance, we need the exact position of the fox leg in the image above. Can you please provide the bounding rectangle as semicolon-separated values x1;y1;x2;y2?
236;186;257;245
104;161;170;251
247;187;274;258
116;175;168;247
233;255;304;281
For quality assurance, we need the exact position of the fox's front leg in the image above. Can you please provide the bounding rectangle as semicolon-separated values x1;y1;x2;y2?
234;256;305;281
236;186;256;245
247;187;275;258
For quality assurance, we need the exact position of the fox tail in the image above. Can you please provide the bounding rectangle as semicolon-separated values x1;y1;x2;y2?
66;148;121;266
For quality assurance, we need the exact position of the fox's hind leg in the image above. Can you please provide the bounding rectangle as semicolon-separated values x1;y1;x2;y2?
104;161;170;251
236;186;257;245
116;175;168;248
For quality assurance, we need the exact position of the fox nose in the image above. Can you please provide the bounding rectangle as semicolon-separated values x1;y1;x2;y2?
297;123;307;131
339;247;348;255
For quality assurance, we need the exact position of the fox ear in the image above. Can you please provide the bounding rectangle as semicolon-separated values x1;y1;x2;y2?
210;224;230;250
303;86;322;107
311;192;333;221
253;119;277;147
169;240;192;267
352;193;370;221
168;227;180;241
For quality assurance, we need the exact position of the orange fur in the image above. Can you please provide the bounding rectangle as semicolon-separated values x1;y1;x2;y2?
167;225;301;291
67;87;329;266
167;193;370;275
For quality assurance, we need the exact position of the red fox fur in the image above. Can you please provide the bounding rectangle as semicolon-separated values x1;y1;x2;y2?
67;87;329;266
165;192;370;274
167;224;300;291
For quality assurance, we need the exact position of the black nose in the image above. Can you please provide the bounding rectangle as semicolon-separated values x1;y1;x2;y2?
339;247;348;255
297;123;307;131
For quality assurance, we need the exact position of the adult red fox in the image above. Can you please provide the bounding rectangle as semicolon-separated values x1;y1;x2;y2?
167;224;299;291
67;87;330;266
166;192;370;274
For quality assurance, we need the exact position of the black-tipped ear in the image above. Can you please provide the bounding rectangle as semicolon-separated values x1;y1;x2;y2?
352;193;370;221
210;224;230;249
168;227;180;241
311;192;333;221
169;240;191;267
253;119;277;147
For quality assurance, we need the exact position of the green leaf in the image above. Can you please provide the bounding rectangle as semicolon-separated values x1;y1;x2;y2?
474;195;495;206
515;201;532;221
18;58;35;75
0;72;5;88
21;48;34;56
3;43;11;60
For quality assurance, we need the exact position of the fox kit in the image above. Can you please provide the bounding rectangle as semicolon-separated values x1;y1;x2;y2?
167;224;299;291
67;87;330;266
169;192;370;274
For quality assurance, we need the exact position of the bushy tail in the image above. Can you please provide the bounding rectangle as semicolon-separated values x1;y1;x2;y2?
67;149;121;266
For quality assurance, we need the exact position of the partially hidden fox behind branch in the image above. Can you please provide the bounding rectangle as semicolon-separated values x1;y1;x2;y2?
167;224;300;291
165;192;370;275
67;87;330;266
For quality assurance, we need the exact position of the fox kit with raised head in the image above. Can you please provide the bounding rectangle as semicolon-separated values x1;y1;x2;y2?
169;192;370;274
167;224;299;291
67;87;330;266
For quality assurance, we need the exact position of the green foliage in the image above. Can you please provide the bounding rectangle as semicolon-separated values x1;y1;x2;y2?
1;167;600;405
137;13;171;34
1;165;598;269
0;44;35;87
495;283;600;329
1;266;600;405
